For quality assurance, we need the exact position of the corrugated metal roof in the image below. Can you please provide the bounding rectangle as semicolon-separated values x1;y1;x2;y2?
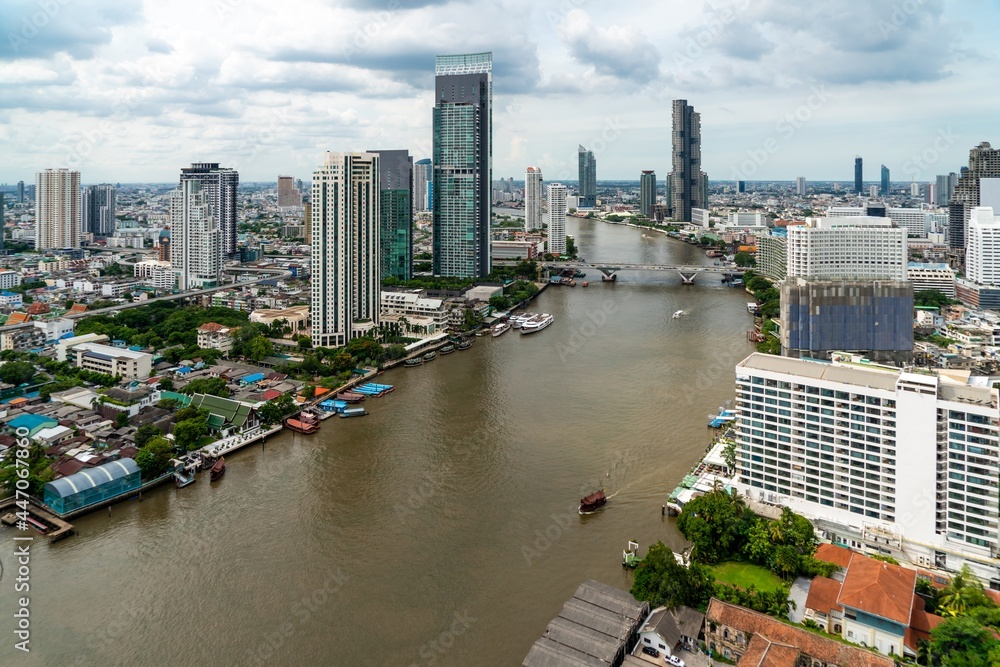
44;458;139;498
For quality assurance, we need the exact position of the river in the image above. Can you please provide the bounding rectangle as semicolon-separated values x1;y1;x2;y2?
0;218;756;666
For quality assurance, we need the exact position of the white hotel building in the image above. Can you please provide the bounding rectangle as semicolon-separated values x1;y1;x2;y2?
786;217;907;281
733;352;1000;585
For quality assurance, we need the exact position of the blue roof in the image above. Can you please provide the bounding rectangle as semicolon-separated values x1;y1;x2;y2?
9;414;58;431
908;262;949;269
175;366;193;374
0;291;19;297
44;458;140;498
241;373;265;384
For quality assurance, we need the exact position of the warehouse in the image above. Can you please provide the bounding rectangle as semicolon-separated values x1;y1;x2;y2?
43;458;142;514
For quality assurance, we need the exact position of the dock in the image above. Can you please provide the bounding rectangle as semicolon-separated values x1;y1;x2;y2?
198;424;284;458
0;497;75;542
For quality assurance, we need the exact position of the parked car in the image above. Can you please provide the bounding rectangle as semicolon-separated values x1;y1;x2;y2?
642;646;660;658
667;655;686;667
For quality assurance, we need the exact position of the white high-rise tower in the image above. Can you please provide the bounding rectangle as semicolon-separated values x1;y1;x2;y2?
35;168;80;250
525;167;543;232
547;183;567;255
311;152;381;349
170;180;222;291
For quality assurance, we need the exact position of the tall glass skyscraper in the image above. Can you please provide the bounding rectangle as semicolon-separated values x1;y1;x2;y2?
370;149;413;281
432;52;492;278
854;156;863;194
413;158;432;212
82;184;116;237
669;99;706;223
639;170;656;217
880;164;890;196
577;146;596;208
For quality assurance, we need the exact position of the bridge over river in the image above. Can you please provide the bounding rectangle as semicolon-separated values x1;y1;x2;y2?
543;261;746;284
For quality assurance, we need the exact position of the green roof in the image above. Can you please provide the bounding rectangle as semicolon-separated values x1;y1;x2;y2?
189;393;256;429
160;391;192;406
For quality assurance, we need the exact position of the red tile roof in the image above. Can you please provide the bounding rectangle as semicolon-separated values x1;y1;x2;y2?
905;595;944;651
738;635;800;667
804;576;843;616
26;302;50;315
706;599;893;667
814;543;855;570
260;389;281;401
837;557;917;625
6;312;31;325
68;303;89;313
197;322;226;332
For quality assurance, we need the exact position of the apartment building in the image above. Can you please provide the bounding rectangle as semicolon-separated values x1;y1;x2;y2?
73;343;152;380
786;217;907;281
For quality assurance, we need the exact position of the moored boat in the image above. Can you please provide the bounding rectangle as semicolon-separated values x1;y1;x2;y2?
440;344;456;354
404;357;423;367
457;338;473;350
579;489;606;514
336;391;366;403
210;457;226;482
423;351;437;362
492;321;511;337
520;314;554;334
339;407;368;418
285;418;319;434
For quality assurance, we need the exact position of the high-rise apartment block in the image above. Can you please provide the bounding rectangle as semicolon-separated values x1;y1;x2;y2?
854;156;863;194
757;233;787;282
546;183;567;256
82;184;115;237
733;352;1000;583
370;149;412;281
670;100;706;223
949;142;1000;250
577;146;596;208
525;167;543;232
936;172;958;206
311;152;381;348
277;175;302;207
796;177;806;196
170;180;222;291
414;159;432;212
786;217;907;281
965;207;1000;287
180;163;239;257
639;171;656;218
432;52;492;278
35;168;80;250
17;180;24;203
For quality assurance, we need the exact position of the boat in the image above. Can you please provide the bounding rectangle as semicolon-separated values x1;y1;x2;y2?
520;314;554;335
574;271;586;278
404;357;423;367
336;391;366;403
672;310;685;319
423;351;437;362
579;489;607;514
582;281;589;287
439;344;456;354
210;457;226;482
285;418;319;434
299;411;319;424
339;407;368;418
492;321;511;337
457;338;473;350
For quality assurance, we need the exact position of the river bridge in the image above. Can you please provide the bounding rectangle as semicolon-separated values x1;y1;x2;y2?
543;262;746;284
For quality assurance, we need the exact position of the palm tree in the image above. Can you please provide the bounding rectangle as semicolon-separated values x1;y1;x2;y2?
938;565;983;617
767;520;785;544
916;640;933;666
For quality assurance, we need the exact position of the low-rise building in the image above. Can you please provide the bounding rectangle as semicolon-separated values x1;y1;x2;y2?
56;333;111;361
0;270;22;289
0;291;23;308
908;262;956;297
196;322;234;354
491;240;539;260
73;343;152;380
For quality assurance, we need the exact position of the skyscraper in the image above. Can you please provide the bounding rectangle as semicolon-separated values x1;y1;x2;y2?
413;158;432;212
311;151;381;348
547;183;567;255
525;167;543;231
639;170;656;217
935;173;958;206
949;142;1000;250
854;156;863;194
277;175;301;207
170;180;222;291
82;184;116;237
796;177;806;196
577;146;596;208
35;168;80;250
370;149;412;281
669;99;706;223
180;163;239;257
17;181;24;203
432;52;492;279
880;165;890;196
965;207;1000;287
737;180;746;193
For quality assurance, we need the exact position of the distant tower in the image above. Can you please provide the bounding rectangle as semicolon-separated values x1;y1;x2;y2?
82;184;116;237
17;181;24;203
432;52;492;278
413;159;432;212
670;100;706;222
35;168;80;250
311;151;381;348
577;146;596;208
639;171;656;217
881;165;890;196
910;180;920;197
547;183;567;255
277;175;302;207
949;142;1000;250
796;177;806;196
180;163;239;257
737;180;746;194
869;185;879;199
525;167;543;231
170;180;222;291
854;156;863;194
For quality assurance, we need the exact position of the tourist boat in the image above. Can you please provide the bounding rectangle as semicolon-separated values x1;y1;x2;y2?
423;351;437;362
210;457;226;482
492;321;511;337
457;338;473;350
336;391;365;403
579;489;607;514
439;344;456;355
520;314;554;335
672;310;685;319
404;357;423;367
339;407;368;418
285;418;319;434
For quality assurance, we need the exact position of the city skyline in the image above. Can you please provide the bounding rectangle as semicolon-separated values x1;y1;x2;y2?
1;1;997;183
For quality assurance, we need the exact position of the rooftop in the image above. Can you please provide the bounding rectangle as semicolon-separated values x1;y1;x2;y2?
837;557;917;625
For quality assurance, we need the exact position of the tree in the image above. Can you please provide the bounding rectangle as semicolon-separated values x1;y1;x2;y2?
245;335;273;363
0;360;36;386
734;252;757;267
134;436;174;480
722;440;737;472
929;616;1000;666
0;443;54;496
135;423;163;448
744;519;774;563
630;541;715;610
302;385;316;400
257;394;296;424
173;419;208;452
179;377;230;398
676;488;752;563
915;289;957;310
116;412;130;428
939;565;991;617
157;377;175;391
386;344;407;360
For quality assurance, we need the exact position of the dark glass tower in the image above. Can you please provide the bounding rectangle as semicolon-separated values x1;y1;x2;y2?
370;149;413;281
639;171;656;217
82;184;116;237
669;99;706;223
854;156;863;194
432;52;492;278
180;163;239;257
880;165;890;196
577;146;596;208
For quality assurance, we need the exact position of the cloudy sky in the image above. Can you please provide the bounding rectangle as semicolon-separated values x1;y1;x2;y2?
1;0;997;184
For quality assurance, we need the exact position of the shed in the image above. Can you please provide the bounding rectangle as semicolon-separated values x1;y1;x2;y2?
43;458;142;514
